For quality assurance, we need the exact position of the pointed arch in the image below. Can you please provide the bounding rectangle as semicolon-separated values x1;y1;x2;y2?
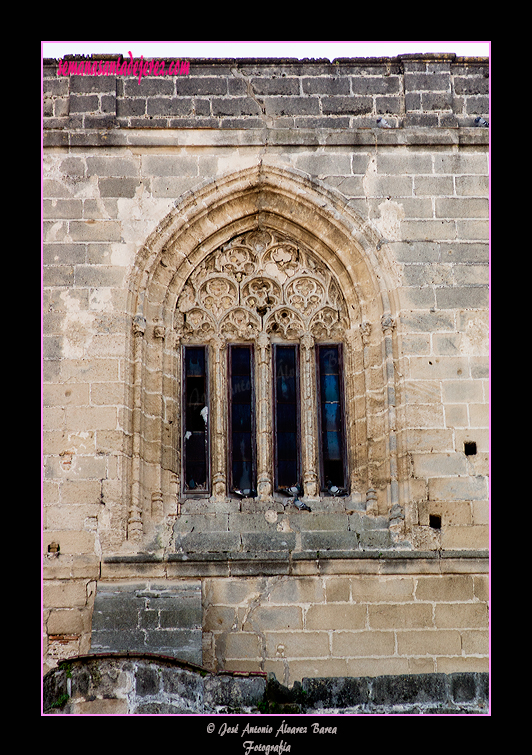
122;162;405;546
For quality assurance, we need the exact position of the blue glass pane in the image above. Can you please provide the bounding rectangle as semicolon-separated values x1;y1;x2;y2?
321;374;340;403
323;403;341;433
320;347;339;374
323;432;342;461
185;348;205;376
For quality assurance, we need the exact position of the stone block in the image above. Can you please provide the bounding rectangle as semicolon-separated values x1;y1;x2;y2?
302;675;370;708
302;77;350;95
265;631;329;659
146;97;194;117
204;674;266;710
301;530;359;552
141;154;198;176
332;630;396;658
428;475;487;501
434;603;488;629
98;177;141;198
69;221;122;242
89;581;202;663
85;156;139;177
305;603;366;630
435;286;489;309
321;96;372;115
240;532;296;552
174;531;241;553
368;603;433;630
395;629;462;656
372;673;448;706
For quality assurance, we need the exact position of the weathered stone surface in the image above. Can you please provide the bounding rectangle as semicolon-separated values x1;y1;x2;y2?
42;54;489;682
43;655;489;714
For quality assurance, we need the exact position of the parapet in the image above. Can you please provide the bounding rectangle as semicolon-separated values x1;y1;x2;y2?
43;54;489;133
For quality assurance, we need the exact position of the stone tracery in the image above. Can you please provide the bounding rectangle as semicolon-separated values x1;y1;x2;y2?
173;228;352;502
175;229;349;342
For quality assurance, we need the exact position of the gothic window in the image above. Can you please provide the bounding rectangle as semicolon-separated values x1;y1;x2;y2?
174;229;351;501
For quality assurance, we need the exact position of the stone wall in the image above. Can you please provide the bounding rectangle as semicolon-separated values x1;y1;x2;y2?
43;54;488;131
43;654;488;715
42;53;489;687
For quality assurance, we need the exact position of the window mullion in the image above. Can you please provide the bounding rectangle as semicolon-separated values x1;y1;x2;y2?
256;332;273;501
210;336;227;499
300;333;320;499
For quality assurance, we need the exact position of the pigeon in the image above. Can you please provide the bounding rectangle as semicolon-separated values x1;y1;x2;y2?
474;116;489;127
326;480;349;497
278;482;311;511
232;488;257;499
377;117;392;128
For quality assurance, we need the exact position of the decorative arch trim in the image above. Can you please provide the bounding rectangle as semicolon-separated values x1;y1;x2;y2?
122;162;405;547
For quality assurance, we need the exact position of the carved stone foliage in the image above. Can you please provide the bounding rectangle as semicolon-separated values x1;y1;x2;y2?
175;230;349;341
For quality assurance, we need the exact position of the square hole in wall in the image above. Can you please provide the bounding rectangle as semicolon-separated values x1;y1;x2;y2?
464;441;477;456
429;514;442;529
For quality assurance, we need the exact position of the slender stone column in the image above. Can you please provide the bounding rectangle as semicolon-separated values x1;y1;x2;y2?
128;314;146;543
210;335;227;499
300;332;319;500
256;331;273;501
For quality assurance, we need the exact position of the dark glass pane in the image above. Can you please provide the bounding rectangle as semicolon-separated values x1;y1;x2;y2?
232;461;252;492
276;402;296;432
186;432;206;461
231;346;251;374
185;347;205;376
274;345;300;490
277;459;298;489
232;432;252;462
277;432;297;460
232;404;251;431
231;375;252;403
324;459;343;486
184;346;208;492
229;346;255;494
276;347;297;403
317;345;346;489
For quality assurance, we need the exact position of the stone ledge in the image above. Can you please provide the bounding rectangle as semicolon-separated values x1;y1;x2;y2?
100;549;489;578
42;125;489;147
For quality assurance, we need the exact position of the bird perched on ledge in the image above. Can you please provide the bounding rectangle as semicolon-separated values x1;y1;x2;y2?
278;483;311;511
326;480;349;497
377;117;392;128
232;488;257;499
474;116;489;127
